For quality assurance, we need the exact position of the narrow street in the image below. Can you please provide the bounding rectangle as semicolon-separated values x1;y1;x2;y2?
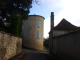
21;48;62;60
21;48;49;60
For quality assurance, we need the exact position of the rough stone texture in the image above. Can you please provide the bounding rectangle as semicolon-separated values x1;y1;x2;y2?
53;30;80;60
16;38;22;54
0;31;22;60
22;15;44;51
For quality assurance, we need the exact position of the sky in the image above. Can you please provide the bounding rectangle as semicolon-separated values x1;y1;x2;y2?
29;0;80;39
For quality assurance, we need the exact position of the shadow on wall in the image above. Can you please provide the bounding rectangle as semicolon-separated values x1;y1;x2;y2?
22;44;39;51
55;52;75;60
22;38;36;50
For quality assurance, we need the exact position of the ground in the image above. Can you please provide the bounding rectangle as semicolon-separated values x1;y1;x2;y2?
21;48;62;60
21;48;48;60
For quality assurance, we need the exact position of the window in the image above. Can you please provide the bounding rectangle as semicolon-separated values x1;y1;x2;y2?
37;31;40;39
37;21;40;28
64;31;68;34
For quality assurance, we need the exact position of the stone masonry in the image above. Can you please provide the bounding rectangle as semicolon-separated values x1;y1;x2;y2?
0;31;22;60
22;15;45;51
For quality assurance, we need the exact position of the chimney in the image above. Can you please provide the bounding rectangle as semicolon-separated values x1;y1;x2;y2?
51;12;54;30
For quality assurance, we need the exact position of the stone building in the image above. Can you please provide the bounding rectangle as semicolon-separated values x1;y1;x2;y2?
49;12;80;59
50;12;80;37
49;12;80;54
22;15;45;51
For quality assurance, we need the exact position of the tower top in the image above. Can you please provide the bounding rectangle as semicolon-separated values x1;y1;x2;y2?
51;12;54;16
28;15;45;20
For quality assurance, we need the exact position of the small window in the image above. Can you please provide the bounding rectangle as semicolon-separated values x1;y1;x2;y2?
37;31;40;39
37;21;40;28
64;31;68;34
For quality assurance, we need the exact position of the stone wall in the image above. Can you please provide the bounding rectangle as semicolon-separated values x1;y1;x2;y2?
53;30;64;37
53;30;80;60
22;15;44;51
0;31;22;60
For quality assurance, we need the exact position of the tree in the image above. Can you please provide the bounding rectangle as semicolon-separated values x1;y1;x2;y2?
0;0;32;20
0;0;42;36
0;0;32;32
46;37;49;40
44;37;49;50
7;10;23;37
0;0;42;29
0;0;42;20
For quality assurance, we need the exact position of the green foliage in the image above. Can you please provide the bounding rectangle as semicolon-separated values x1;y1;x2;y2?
44;40;49;50
0;0;42;36
1;0;32;20
44;46;48;50
44;37;49;50
7;10;23;37
0;0;33;33
45;37;49;40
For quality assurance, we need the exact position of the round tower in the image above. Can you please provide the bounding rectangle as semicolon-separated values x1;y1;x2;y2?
22;15;45;51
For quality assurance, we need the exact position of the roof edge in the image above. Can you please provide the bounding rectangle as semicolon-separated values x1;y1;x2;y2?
28;15;45;20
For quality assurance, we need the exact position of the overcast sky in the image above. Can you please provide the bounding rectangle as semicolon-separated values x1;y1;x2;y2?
29;0;80;38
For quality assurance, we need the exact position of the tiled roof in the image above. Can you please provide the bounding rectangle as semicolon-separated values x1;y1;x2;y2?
53;18;80;31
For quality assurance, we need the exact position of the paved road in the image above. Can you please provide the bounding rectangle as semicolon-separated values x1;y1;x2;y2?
21;48;49;60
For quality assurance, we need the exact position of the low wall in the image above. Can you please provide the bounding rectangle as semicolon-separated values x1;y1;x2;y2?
0;31;22;60
53;30;80;60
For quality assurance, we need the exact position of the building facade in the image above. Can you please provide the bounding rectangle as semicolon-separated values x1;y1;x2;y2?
49;12;80;54
52;29;80;60
22;15;45;51
52;18;80;37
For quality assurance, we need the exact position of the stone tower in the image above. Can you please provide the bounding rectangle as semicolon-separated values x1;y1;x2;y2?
22;15;45;51
51;12;54;29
